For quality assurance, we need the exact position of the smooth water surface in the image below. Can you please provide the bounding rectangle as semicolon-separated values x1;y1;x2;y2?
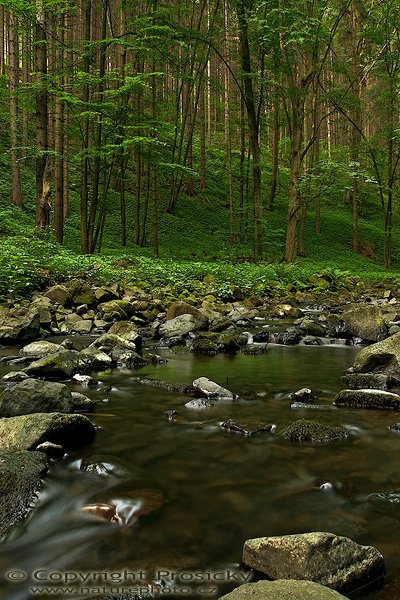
1;344;400;599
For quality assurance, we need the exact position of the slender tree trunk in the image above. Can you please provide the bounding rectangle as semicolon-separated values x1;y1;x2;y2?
80;0;91;253
35;4;50;228
268;93;279;210
285;96;304;263
236;0;263;260
9;13;23;208
53;11;65;243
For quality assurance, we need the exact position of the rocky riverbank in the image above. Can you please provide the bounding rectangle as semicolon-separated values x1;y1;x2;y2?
1;278;400;598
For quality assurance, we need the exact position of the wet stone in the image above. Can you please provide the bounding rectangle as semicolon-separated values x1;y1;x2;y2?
184;399;214;409
220;419;274;436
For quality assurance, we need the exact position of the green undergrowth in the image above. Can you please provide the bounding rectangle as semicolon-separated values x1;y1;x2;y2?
0;226;398;303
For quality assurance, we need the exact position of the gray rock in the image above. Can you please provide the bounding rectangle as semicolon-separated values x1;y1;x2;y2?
0;307;41;343
1;371;28;383
25;350;88;378
242;532;385;593
291;388;316;402
389;422;400;432
65;279;96;307
192;376;237;400
108;321;142;349
60;316;93;334
137;378;194;394
166;301;208;324
89;332;138;353
0;450;49;536
72;374;97;387
342;305;387;342
282;419;348;443
80;454;128;478
253;330;270;343
44;284;71;306
95;286;120;303
0;378;75;416
184;399;214;409
353;331;400;374
334;389;400;410
219;580;348;600
0;412;96;451
340;373;389;390
297;318;326;337
97;300;135;321
80;347;113;369
71;392;96;412
20;340;62;359
35;441;65;459
291;402;337;411
159;314;206;338
270;327;302;345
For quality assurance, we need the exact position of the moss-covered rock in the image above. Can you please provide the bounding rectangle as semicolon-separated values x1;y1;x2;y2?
44;284;71;306
282;419;348;443
340;373;389;390
217;330;241;352
219;580;348;600
191;338;218;354
0;450;49;536
0;378;75;416
334;389;400;410
19;340;62;359
65;279;96;307
97;300;135;321
0;307;41;343
342;304;387;342
297;318;326;337
25;350;89;378
242;532;385;594
272;303;303;318
108;321;142;348
353;331;400;374
166;300;206;322
0;412;96;451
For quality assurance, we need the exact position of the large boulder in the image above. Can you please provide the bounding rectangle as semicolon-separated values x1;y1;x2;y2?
272;304;303;319
334;389;400;410
342;305;387;342
0;307;41;343
353;332;400;374
219;580;348;600
0;378;75;416
192;376;237;400
242;532;385;594
159;314;206;338
282;419;348;443
89;333;145;368
0;412;96;451
0;450;49;536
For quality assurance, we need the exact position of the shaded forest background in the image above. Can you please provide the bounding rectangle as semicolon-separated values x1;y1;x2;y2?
1;0;400;296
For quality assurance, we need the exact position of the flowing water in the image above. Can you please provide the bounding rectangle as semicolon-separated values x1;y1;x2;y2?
1;340;400;599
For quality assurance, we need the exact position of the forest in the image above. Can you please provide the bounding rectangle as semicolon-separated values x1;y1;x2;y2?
1;0;400;298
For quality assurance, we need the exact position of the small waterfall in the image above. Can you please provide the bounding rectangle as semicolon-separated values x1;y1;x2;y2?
242;331;253;344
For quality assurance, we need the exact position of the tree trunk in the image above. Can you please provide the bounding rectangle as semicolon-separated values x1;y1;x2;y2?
9;13;23;208
236;0;263;260
35;5;49;228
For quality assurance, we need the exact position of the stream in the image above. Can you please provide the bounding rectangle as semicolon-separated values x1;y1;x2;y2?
0;338;400;599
